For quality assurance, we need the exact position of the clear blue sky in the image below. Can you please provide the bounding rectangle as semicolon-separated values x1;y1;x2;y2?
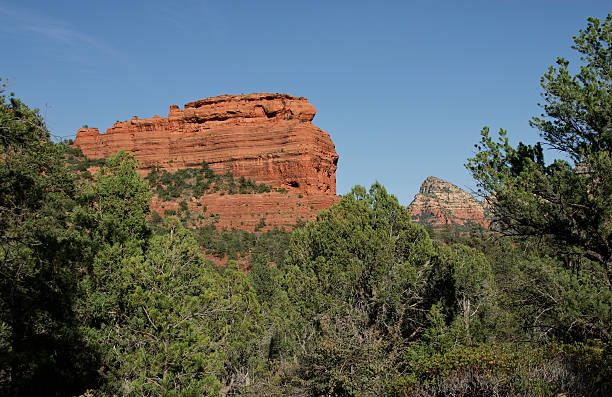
1;1;610;204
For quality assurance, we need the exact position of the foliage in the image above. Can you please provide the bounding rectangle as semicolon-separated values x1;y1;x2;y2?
78;150;152;247
466;15;612;283
114;219;263;395
145;162;278;202
279;183;441;394
392;342;611;396
530;15;612;160
63;144;106;177
0;79;97;396
75;154;267;395
465;16;612;356
73;150;153;394
194;225;292;264
435;244;497;345
506;254;612;343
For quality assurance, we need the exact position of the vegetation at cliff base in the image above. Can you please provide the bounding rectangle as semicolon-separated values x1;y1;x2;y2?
145;162;282;201
1;14;611;397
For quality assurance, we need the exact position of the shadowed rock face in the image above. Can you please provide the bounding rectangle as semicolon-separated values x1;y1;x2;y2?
74;93;338;194
73;93;340;231
408;176;489;230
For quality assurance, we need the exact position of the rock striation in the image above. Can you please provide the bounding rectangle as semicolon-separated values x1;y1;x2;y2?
151;192;339;232
74;93;338;194
408;176;489;230
73;93;340;230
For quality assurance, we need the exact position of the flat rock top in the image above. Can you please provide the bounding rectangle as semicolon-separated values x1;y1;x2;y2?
185;93;305;108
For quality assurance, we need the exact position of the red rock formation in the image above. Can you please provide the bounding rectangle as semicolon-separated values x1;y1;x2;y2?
151;191;340;232
73;93;339;230
74;93;337;194
408;176;489;230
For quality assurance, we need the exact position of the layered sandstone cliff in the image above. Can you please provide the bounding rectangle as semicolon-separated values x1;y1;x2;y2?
74;93;338;194
408;176;489;230
151;192;339;232
74;93;339;230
